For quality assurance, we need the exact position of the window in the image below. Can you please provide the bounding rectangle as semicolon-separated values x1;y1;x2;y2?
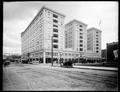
96;51;99;53
80;48;83;51
53;28;58;32
96;41;99;43
96;44;99;46
33;59;35;60
80;36;83;39
53;52;58;56
53;45;58;48
53;39;58;43
53;19;58;23
80;44;83;47
80;40;83;43
53;34;58;37
46;52;49;55
53;14;58;18
79;29;83;31
76;54;79;57
96;47;99;49
53;25;58;27
80;25;82;27
80;33;83;35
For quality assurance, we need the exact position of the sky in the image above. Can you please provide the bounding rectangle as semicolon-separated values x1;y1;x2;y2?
3;1;118;55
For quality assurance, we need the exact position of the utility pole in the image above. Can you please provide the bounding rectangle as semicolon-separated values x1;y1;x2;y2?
59;52;62;67
79;52;81;63
51;36;53;66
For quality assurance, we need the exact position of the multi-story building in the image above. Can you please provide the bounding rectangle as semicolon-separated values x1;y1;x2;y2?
65;19;87;57
85;27;102;60
106;42;118;62
21;6;66;63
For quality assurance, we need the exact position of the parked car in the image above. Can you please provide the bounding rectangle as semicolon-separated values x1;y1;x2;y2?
4;60;10;67
63;60;73;68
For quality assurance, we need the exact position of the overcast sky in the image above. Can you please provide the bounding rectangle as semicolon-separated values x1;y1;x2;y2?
3;1;118;55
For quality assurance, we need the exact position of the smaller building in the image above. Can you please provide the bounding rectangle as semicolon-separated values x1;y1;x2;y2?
86;27;102;61
107;42;118;62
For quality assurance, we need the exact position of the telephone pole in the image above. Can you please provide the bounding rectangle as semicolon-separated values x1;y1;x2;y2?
51;36;53;66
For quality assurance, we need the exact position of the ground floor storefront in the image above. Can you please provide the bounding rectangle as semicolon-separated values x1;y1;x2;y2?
21;50;102;64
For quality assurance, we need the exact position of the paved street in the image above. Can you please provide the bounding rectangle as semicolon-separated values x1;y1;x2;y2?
3;63;118;91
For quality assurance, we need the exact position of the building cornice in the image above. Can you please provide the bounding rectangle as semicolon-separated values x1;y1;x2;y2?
41;6;66;17
87;27;102;32
65;19;88;27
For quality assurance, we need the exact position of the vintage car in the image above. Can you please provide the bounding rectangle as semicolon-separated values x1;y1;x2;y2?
4;60;10;67
61;60;73;68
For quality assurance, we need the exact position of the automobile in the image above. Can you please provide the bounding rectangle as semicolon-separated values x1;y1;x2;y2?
4;60;10;67
32;60;39;64
62;60;73;68
22;60;29;64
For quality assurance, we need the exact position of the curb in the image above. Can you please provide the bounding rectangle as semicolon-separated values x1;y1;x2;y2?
73;66;118;72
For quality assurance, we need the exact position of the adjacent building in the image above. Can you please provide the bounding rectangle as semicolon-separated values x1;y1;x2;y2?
65;21;102;60
106;42;118;62
65;19;87;54
85;27;102;60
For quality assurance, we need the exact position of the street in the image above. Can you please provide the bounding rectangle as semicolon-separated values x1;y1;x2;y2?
3;63;118;91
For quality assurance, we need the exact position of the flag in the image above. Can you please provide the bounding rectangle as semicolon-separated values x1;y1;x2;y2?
113;50;118;59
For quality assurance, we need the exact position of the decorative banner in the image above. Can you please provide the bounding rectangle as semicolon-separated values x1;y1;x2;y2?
113;50;118;58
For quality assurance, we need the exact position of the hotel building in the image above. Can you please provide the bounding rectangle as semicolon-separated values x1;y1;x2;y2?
85;27;102;60
21;6;66;63
65;19;87;58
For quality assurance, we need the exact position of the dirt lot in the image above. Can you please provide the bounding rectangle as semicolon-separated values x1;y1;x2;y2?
3;63;118;91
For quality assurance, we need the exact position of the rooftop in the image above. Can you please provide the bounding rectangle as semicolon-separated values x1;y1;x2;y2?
21;6;66;37
65;19;88;26
107;42;118;45
87;27;102;32
40;6;66;17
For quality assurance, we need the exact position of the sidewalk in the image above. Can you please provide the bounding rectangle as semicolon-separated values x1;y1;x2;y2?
73;65;118;71
50;63;118;71
22;63;118;71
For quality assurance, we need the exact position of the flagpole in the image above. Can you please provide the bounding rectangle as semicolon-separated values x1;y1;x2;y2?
99;19;101;30
106;43;107;63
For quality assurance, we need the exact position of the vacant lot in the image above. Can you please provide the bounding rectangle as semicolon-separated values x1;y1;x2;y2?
3;63;118;91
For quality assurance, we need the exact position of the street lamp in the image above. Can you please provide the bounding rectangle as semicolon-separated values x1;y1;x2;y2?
79;52;83;63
